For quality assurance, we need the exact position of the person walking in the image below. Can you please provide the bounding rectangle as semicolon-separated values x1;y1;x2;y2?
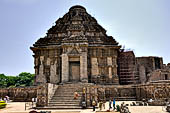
109;98;112;110
103;101;105;110
99;101;102;111
113;98;116;110
92;100;96;111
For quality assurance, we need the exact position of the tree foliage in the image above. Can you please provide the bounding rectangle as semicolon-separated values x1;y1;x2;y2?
0;74;7;88
0;72;35;88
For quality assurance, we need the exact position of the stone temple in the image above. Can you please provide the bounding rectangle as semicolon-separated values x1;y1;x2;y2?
31;5;170;86
1;5;170;109
31;5;121;85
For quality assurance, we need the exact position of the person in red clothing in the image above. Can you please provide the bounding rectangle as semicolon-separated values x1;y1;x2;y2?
74;92;79;99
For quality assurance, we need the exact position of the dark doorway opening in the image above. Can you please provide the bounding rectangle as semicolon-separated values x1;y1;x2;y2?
165;74;168;80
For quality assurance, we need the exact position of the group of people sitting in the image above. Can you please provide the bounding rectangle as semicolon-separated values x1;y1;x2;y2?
0;95;10;103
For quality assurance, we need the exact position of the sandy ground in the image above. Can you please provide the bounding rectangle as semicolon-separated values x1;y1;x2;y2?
0;101;168;113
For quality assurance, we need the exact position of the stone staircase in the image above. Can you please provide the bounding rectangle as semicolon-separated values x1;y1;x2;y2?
47;83;84;109
115;96;137;101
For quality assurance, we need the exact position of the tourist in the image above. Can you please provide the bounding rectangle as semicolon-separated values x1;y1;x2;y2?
109;98;112;110
74;92;78;99
4;97;7;103
103;101;105;109
92;100;96;111
83;87;86;94
5;95;9;103
99;101;103;111
113;98;116;110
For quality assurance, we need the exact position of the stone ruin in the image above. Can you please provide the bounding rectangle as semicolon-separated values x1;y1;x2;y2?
30;5;170;86
0;87;37;102
30;5;120;85
1;5;170;109
29;5;170;108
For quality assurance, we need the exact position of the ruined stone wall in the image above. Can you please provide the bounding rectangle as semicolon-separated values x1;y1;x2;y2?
0;83;57;107
36;84;48;107
88;47;119;84
148;64;170;82
47;83;58;103
118;51;137;85
85;85;136;107
136;81;170;101
33;48;61;85
0;87;37;102
136;57;163;83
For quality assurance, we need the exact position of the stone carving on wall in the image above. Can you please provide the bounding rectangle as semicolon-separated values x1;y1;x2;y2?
50;59;59;84
36;56;46;84
0;87;37;102
36;85;48;107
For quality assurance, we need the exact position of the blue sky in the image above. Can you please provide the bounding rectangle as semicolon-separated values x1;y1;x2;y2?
0;0;170;75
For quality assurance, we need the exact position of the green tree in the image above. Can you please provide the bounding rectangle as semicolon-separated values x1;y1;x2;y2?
0;72;35;88
6;76;17;87
0;74;7;88
16;72;35;86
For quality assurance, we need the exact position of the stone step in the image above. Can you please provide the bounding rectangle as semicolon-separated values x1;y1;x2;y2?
56;88;82;91
115;97;137;101
59;87;82;89
48;103;80;106
49;99;81;102
55;92;83;94
54;91;82;94
58;86;83;88
52;94;82;97
51;97;82;99
47;84;84;109
53;93;82;96
55;89;82;93
50;98;81;102
43;106;82;109
51;95;82;98
52;95;82;97
49;101;80;104
58;85;83;88
59;83;86;86
49;100;81;102
51;97;81;100
50;101;81;104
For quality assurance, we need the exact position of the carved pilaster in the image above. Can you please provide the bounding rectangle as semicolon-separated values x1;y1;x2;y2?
61;54;69;82
91;57;99;76
80;52;88;82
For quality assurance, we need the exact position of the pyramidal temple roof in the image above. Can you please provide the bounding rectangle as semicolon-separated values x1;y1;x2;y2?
33;5;119;47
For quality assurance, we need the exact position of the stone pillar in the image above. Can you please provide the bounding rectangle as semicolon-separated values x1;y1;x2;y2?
108;67;112;79
139;65;146;84
112;56;118;76
91;57;99;76
112;56;119;84
107;57;113;79
80;52;88;82
61;54;69;83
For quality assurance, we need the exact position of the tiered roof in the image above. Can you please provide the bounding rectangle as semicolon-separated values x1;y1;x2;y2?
33;5;119;47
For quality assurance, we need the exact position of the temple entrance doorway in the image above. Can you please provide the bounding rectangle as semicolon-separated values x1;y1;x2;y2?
69;61;80;82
